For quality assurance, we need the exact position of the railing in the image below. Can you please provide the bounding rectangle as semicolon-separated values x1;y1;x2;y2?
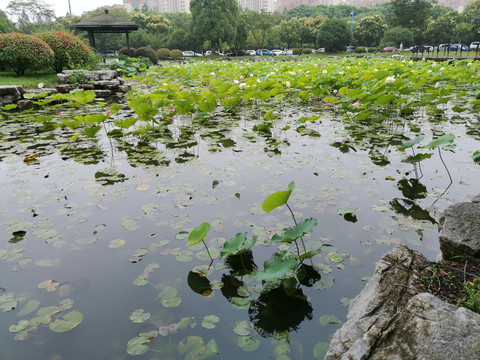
410;44;480;60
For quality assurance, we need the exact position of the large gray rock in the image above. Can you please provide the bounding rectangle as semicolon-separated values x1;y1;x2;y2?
325;244;480;360
438;194;480;265
0;85;23;106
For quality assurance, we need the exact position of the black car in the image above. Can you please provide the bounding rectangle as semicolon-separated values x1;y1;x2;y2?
226;50;246;57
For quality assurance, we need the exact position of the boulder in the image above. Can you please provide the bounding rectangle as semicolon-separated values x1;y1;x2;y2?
438;194;480;265
325;244;480;360
0;85;23;106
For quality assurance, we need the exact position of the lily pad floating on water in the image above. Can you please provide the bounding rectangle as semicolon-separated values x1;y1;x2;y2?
201;315;220;329
109;239;126;248
318;314;342;326
49;310;83;332
130;309;150;323
237;335;260;352
9;320;29;333
17;300;40;316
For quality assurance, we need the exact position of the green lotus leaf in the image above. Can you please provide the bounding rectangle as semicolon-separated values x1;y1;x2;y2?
262;182;295;213
220;232;256;258
130;309;150;323
237;335;260;352
162;297;182;308
187;222;211;246
200;339;219;359
233;320;254;336
271;218;317;243
9;320;29;333
178;336;205;360
127;335;150;356
201;315;220;329
423;134;455;149
49;310;83;332
254;253;298;282
313;342;330;359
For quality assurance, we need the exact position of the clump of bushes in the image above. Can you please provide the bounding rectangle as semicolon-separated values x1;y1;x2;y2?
293;48;313;55
368;47;378;53
157;48;171;60
170;49;183;59
37;31;90;73
135;47;158;64
119;47;137;57
0;32;54;75
355;46;366;53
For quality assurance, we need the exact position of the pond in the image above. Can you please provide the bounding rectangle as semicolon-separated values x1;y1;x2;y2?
1;57;479;360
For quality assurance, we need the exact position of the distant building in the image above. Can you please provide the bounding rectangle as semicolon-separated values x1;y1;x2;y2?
123;0;148;11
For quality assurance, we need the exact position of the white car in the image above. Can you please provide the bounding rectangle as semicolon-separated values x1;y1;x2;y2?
182;51;194;57
245;50;256;55
470;42;480;50
205;50;212;56
271;49;285;56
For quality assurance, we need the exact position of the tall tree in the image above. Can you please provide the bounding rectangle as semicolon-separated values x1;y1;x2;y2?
190;0;239;51
389;0;434;42
354;15;387;47
6;0;54;25
245;10;278;49
278;17;302;48
316;18;350;52
299;16;325;46
380;26;414;48
424;11;460;44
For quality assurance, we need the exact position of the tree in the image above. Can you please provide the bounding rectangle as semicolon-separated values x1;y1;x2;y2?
234;12;250;49
316;18;350;52
380;26;414;48
6;0;54;25
354;15;387;47
278;17;302;48
389;0;434;42
0;9;14;32
424;11;460;44
463;0;480;40
190;0;239;51
299;16;325;47
245;10;278;49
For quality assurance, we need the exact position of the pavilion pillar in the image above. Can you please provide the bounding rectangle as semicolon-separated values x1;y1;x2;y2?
126;31;130;49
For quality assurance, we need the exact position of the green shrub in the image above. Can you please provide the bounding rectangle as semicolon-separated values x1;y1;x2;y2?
37;31;90;73
292;48;303;55
355;46;365;53
302;48;312;54
135;47;158;64
157;48;171;60
368;47;378;53
170;49;183;59
0;32;54;76
119;47;137;57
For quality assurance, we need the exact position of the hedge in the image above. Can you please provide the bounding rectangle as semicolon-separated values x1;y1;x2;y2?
170;49;183;59
37;31;90;73
157;48;171;60
119;47;137;57
135;47;158;64
0;32;54;75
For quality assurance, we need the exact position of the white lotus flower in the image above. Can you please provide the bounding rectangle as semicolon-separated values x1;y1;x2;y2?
285;81;291;88
385;76;395;84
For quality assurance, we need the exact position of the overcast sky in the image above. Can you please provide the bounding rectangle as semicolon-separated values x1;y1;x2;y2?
0;0;123;19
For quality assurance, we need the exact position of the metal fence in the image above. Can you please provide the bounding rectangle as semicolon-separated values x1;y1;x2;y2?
410;44;480;60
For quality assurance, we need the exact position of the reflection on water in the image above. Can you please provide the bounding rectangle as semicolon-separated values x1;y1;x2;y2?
0;100;479;359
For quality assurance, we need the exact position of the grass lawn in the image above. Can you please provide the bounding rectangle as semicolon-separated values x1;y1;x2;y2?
0;72;59;88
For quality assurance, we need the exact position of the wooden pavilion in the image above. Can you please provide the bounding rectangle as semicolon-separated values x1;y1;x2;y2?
75;10;139;50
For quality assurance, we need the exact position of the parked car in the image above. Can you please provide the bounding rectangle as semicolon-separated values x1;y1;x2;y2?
226;50;246;57
381;46;398;53
194;52;203;57
470;42;480;50
245;50;256;55
271;49;285;56
436;44;449;52
256;49;275;56
205;50;212;56
182;51;194;57
450;43;469;52
314;48;325;53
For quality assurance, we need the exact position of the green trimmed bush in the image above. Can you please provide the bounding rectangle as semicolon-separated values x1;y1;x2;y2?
157;48;171;60
368;47;378;53
37;31;90;73
292;48;303;55
0;32;54;76
355;46;366;53
119;47;137;57
170;49;183;59
135;47;158;64
302;48;312;54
